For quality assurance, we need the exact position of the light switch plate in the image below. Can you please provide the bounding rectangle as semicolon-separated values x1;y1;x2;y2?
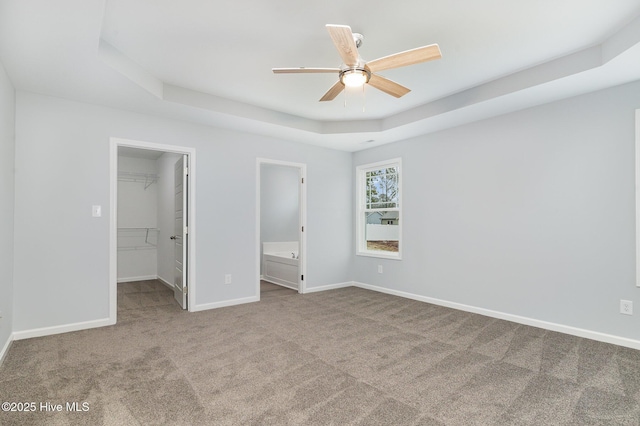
92;205;101;217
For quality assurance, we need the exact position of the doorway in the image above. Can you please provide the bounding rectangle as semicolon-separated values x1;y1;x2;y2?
256;158;307;298
109;138;196;322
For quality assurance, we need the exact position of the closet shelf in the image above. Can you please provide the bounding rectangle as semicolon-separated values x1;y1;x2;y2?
117;227;159;250
118;171;158;189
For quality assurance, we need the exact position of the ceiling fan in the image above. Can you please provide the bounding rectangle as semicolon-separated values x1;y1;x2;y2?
272;24;442;102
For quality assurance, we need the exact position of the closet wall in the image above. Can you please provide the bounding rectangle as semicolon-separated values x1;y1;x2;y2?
117;155;159;281
117;151;182;285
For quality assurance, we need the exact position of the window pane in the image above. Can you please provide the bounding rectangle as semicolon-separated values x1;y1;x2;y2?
365;167;399;209
358;159;401;259
364;210;399;253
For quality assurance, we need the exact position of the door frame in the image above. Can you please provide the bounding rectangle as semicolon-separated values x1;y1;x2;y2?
636;109;640;287
256;158;307;297
109;137;197;321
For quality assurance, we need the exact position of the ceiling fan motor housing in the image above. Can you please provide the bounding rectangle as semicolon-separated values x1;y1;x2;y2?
339;67;371;87
353;32;364;48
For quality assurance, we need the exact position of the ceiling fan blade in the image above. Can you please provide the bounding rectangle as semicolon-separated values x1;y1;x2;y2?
319;81;344;102
368;73;410;98
272;67;340;74
326;24;359;67
367;44;441;72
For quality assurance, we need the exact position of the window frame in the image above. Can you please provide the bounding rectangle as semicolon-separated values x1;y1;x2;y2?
356;158;402;260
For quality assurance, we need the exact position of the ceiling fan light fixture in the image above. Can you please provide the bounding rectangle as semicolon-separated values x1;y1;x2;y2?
273;24;441;102
340;68;370;87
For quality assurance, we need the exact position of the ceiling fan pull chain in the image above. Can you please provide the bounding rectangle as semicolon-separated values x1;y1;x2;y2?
362;83;366;112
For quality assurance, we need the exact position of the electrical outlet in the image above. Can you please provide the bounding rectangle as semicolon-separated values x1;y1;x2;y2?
377;265;383;274
620;300;633;315
225;274;232;284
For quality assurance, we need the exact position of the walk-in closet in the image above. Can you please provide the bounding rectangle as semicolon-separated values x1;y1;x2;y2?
117;147;182;308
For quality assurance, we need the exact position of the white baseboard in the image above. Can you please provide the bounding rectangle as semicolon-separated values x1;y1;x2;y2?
261;277;298;291
117;275;157;283
305;281;353;293
263;275;298;289
353;281;640;351
0;333;13;366
12;318;115;341
191;295;259;312
157;276;174;289
118;275;174;290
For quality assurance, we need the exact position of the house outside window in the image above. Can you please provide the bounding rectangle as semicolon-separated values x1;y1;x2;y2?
356;158;401;259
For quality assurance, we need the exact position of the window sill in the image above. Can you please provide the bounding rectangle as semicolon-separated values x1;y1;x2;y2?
356;251;402;260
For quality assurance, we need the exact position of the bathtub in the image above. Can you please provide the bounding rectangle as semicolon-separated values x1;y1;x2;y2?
262;242;299;290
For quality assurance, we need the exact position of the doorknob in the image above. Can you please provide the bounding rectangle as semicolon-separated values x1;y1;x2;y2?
170;236;177;240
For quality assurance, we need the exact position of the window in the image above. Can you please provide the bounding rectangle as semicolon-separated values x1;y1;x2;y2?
356;158;401;259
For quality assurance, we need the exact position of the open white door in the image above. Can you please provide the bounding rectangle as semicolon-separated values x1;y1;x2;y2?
172;155;188;309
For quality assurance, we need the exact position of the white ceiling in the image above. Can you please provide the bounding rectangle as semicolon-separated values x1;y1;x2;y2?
1;0;640;151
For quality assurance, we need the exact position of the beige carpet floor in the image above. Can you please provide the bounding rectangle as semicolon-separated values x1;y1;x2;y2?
1;280;640;425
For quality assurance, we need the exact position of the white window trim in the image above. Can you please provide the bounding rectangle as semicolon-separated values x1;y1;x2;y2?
356;158;402;260
635;109;640;287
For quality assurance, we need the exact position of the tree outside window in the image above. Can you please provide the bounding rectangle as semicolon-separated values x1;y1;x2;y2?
357;159;402;259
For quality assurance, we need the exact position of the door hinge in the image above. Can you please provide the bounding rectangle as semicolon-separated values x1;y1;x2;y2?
301;226;304;232
184;286;188;294
184;226;188;235
301;275;304;281
301;178;304;184
185;167;189;175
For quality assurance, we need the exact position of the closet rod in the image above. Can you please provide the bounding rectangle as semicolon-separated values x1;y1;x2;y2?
117;227;159;246
117;171;158;189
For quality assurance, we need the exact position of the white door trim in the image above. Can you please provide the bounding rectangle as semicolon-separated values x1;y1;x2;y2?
109;137;197;321
256;158;307;297
636;110;640;287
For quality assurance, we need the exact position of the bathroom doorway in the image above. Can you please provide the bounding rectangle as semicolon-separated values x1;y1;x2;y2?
256;158;307;298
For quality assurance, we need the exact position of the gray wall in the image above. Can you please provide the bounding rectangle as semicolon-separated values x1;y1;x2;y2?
0;62;15;355
10;75;640;344
353;80;640;341
12;91;352;332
